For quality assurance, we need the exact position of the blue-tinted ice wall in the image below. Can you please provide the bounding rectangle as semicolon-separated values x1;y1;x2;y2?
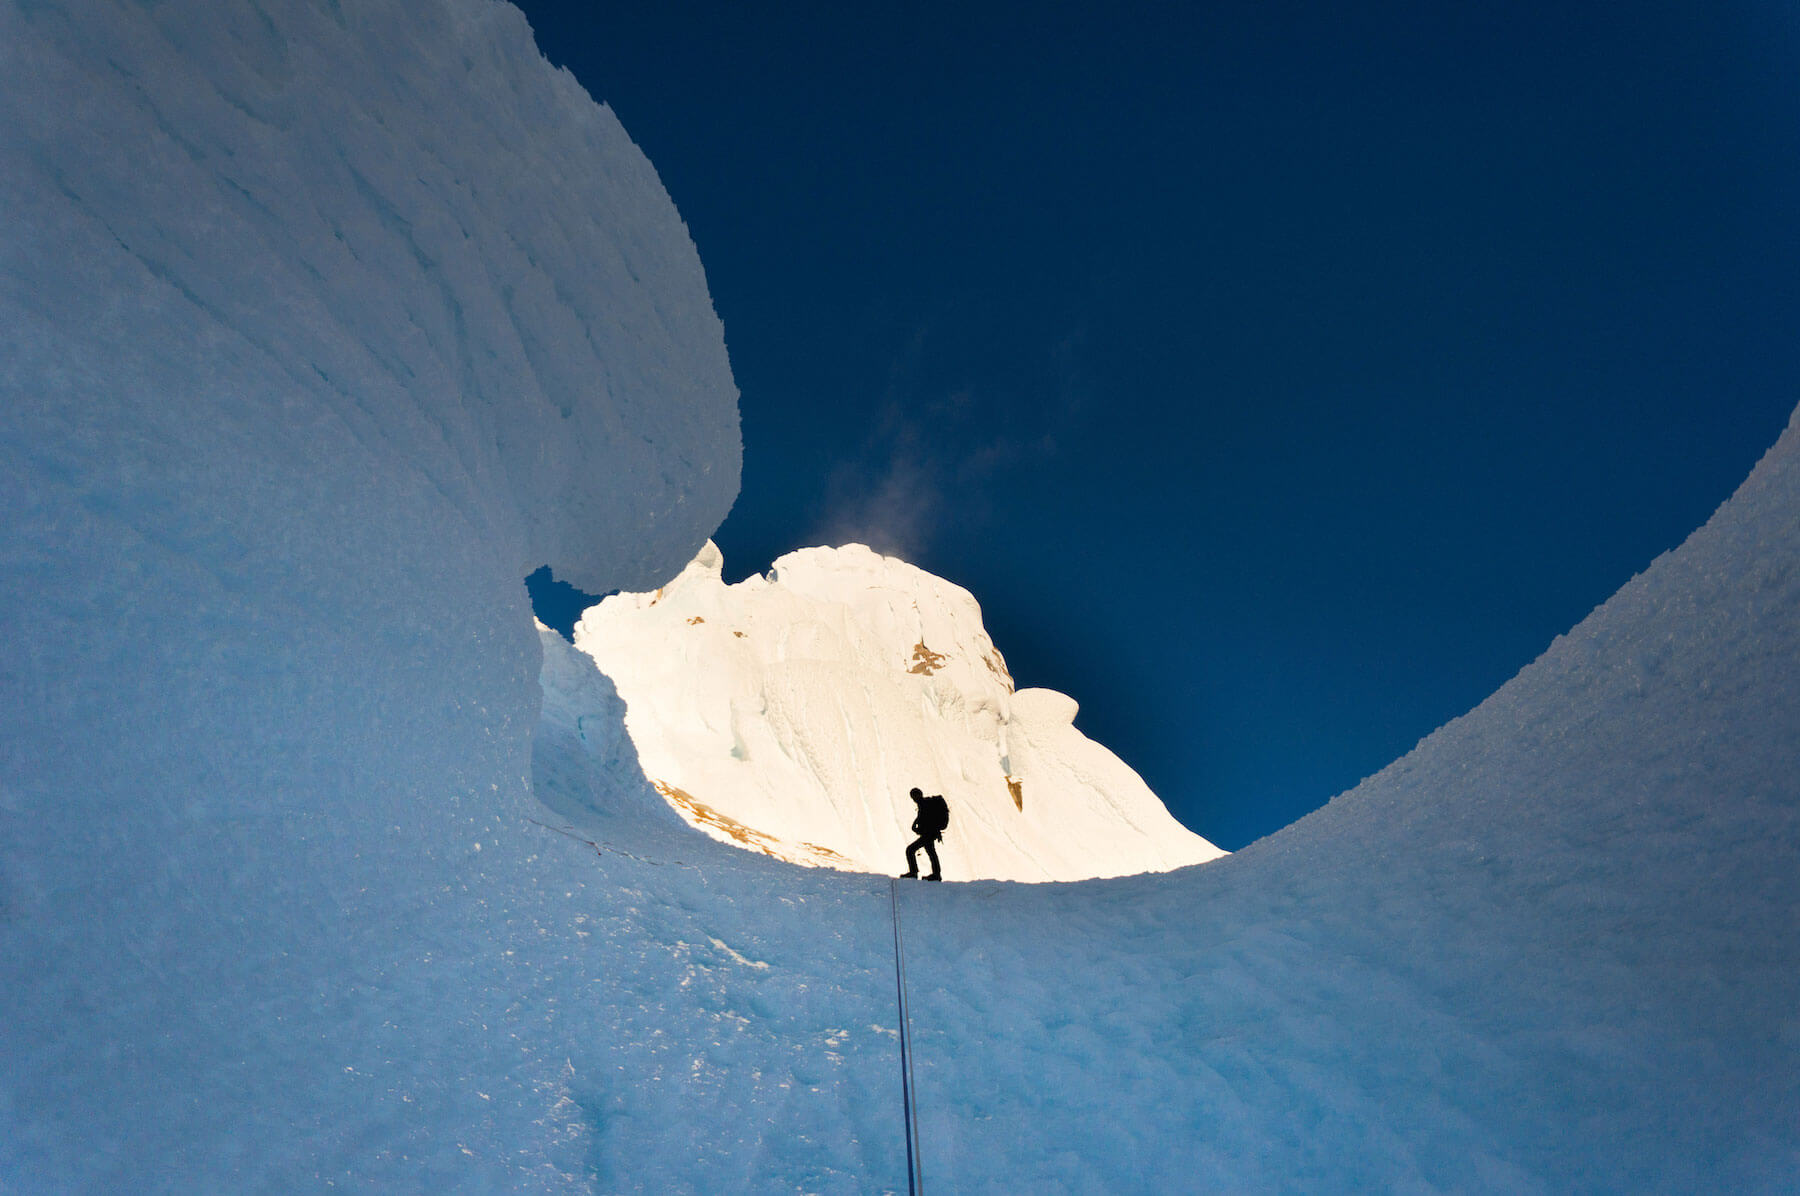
0;0;737;1184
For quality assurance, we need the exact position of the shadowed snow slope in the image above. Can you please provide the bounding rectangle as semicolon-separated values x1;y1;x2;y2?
572;541;1224;881
4;0;1798;1190
891;404;1800;1192
1;0;738;1187
531;404;1800;1191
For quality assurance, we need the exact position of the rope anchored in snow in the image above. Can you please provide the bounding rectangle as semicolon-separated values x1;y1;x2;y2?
536;816;925;1189
524;817;696;869
890;877;923;1195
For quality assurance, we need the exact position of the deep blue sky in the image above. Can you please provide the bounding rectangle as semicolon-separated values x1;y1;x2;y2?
518;0;1800;850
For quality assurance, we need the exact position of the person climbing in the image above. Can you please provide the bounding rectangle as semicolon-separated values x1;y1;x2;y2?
900;786;950;881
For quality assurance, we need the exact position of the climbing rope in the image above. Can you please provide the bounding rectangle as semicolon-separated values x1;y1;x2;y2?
538;814;924;1190
525;817;699;869
889;877;922;1195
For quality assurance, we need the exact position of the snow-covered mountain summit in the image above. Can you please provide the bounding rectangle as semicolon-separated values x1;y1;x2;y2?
572;542;1224;880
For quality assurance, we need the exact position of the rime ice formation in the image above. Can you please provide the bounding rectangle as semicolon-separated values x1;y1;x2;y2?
572;542;1225;880
4;0;1799;1190
1;0;740;1187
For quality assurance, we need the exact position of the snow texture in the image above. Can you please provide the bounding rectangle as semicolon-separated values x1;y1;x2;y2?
4;0;1799;1191
572;541;1224;881
1;0;739;1187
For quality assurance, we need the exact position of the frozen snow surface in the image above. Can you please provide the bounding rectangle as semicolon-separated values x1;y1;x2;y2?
572;540;1224;881
0;0;737;1187
4;0;1799;1191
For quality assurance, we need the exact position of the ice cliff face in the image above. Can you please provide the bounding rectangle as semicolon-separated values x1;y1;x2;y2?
0;0;737;1186
572;542;1224;880
1;0;737;596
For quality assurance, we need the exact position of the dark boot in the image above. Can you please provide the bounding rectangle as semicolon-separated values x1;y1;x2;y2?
924;874;942;882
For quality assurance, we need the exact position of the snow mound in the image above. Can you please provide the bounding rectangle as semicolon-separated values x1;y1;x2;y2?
572;542;1225;880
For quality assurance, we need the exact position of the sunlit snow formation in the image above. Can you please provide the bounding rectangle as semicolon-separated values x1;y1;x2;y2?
5;0;1799;1190
572;541;1225;880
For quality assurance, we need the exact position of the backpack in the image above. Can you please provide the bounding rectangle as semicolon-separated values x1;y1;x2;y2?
918;794;950;838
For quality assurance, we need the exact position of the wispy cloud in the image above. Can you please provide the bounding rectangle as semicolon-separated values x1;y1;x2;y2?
809;328;1085;561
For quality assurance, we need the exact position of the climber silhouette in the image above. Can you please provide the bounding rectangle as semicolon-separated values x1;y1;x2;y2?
900;787;950;881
